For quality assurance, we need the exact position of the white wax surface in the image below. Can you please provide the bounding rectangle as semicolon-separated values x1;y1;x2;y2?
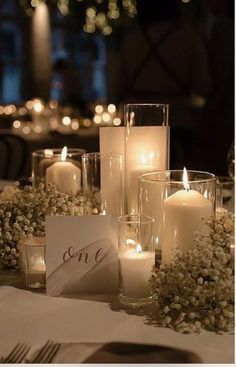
46;161;81;194
119;249;155;298
129;166;154;215
98;127;125;216
162;189;212;264
126;126;169;214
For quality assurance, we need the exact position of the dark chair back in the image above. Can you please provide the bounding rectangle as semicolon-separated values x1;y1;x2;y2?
0;131;29;180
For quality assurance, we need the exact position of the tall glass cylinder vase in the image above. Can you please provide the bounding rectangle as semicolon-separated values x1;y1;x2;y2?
139;169;216;265
125;104;169;215
82;152;124;216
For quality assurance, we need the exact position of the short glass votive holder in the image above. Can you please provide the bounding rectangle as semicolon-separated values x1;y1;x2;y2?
19;236;46;289
139;170;216;265
82;152;124;216
32;147;85;193
216;176;234;213
118;215;155;307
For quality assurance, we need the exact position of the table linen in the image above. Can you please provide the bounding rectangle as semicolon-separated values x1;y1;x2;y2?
0;286;234;363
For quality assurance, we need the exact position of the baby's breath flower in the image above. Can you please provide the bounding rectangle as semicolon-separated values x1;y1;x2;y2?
0;183;97;270
151;210;234;334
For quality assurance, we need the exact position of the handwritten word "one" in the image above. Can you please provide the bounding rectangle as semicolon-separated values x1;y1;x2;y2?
63;246;105;264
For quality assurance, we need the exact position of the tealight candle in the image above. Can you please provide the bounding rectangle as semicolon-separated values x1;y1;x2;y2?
19;236;46;289
46;146;81;193
31;256;46;272
162;168;212;264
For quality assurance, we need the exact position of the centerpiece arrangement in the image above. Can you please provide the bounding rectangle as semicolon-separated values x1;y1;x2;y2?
0;103;234;335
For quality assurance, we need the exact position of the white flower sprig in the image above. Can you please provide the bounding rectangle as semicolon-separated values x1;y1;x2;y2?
0;183;99;270
151;209;234;334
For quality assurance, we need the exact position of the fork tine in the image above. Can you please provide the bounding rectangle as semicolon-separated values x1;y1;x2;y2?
36;343;57;364
3;343;21;362
32;340;53;363
15;345;31;363
4;343;30;363
4;343;23;363
44;344;61;363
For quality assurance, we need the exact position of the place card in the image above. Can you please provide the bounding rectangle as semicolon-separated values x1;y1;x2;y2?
46;215;118;296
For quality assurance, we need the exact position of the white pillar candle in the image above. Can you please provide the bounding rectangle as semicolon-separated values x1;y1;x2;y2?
100;155;123;216
129;152;156;215
99;126;125;156
46;146;81;193
162;168;212;264
126;126;169;214
99;127;125;216
119;245;155;298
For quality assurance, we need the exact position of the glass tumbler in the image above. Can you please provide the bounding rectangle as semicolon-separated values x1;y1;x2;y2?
118;215;155;307
216;176;234;212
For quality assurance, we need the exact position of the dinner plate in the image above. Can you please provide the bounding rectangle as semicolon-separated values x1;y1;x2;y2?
84;342;202;364
53;342;202;363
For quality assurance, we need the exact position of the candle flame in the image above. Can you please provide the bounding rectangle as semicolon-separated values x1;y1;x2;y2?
126;238;136;247
61;146;67;161
44;149;53;158
183;167;190;191
136;244;142;253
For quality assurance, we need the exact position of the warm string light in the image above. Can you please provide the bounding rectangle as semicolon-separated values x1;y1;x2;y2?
19;0;137;35
93;103;121;126
4;99;119;135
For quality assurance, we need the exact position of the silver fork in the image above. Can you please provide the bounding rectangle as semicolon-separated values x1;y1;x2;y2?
2;343;31;363
31;340;61;363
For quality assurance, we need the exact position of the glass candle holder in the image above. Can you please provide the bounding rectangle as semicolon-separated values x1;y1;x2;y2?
125;103;169;215
19;236;46;289
118;215;155;307
82;152;124;216
32;147;85;193
139;169;216;265
216;176;234;213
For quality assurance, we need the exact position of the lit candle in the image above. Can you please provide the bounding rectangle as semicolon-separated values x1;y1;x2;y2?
119;244;155;298
126;126;169;214
31;256;46;272
129;152;156;214
46;146;81;193
162;168;212;264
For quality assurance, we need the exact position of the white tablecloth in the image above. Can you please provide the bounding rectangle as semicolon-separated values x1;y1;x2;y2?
0;286;234;363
